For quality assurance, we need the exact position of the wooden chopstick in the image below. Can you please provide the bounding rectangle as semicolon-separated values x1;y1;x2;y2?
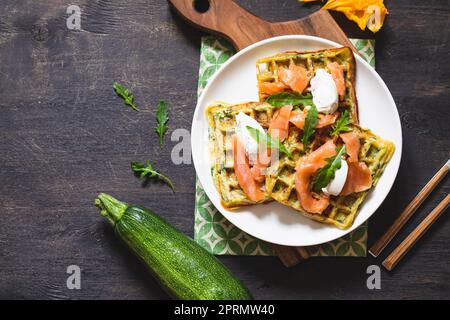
382;193;450;271
369;160;450;258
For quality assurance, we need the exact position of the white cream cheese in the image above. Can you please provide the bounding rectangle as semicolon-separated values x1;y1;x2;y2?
258;63;268;74
310;69;339;114
235;112;266;165
322;159;349;196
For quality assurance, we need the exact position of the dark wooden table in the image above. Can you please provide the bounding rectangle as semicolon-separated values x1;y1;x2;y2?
0;0;449;300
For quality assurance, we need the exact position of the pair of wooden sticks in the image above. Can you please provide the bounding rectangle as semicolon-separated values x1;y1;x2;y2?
370;159;450;271
276;160;449;269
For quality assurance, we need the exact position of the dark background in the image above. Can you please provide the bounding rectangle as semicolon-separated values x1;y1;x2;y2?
0;0;449;300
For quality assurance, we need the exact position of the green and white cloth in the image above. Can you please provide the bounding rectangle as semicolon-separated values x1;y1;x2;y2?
194;36;375;256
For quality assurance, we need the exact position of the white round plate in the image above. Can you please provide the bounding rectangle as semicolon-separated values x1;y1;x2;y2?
191;35;402;246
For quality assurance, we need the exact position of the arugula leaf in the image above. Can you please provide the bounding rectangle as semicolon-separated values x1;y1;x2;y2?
312;145;347;192
113;82;139;111
266;92;314;107
155;100;169;146
330;110;352;137
131;160;175;192
302;105;318;149
246;126;293;160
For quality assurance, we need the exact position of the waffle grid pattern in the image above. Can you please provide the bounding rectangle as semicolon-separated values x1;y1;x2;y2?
257;47;358;123
266;126;395;229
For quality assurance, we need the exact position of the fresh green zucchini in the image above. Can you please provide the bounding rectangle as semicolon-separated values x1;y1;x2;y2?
95;193;252;300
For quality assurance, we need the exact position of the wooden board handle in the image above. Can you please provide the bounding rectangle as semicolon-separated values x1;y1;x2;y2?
273;245;311;267
168;0;265;50
168;0;355;51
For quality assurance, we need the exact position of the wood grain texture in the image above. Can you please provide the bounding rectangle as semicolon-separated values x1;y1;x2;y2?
370;161;450;257
168;0;355;51
273;245;311;268
383;194;450;271
0;0;449;300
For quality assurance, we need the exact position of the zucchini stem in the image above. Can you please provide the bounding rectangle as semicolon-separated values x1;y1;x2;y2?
95;193;128;225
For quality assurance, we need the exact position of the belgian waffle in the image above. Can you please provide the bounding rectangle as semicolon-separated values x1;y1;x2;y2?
265;125;395;229
206;102;301;209
256;47;358;124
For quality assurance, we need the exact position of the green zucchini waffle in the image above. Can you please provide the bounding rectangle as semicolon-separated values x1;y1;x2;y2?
256;47;358;124
206;102;275;209
265;125;395;229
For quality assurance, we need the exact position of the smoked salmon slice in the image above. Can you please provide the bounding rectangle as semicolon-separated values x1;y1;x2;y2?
232;135;265;202
295;140;337;214
289;109;338;130
327;62;346;100
250;145;271;183
340;161;372;196
339;131;372;195
251;105;292;182
250;165;265;183
268;105;292;142
278;63;311;94
259;81;288;95
340;132;360;163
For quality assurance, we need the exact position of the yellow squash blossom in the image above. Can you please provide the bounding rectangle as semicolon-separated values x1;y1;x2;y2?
301;0;388;33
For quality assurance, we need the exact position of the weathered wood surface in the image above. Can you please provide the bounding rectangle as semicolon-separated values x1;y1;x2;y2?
0;0;449;299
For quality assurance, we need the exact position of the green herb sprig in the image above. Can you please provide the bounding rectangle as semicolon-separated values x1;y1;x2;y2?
246;126;293;160
155;100;169;146
266;92;314;107
312;145;347;192
113;82;139;111
131;160;175;192
330;110;352;137
302;105;319;149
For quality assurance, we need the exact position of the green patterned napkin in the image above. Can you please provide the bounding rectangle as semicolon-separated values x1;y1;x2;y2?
195;36;375;256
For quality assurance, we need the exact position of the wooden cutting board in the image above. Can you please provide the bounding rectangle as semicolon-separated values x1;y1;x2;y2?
168;0;356;267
